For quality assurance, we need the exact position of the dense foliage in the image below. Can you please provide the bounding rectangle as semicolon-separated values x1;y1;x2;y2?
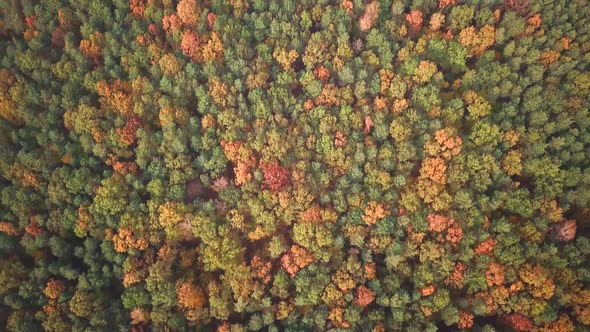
1;0;590;330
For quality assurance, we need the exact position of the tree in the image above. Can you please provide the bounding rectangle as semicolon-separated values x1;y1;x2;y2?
359;2;380;32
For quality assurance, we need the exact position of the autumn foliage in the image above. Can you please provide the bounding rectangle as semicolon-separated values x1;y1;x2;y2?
0;0;589;331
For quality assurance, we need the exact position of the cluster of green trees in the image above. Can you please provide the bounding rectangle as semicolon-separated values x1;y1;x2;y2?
1;0;589;330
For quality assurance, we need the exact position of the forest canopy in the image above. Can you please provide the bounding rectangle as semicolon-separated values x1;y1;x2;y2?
1;0;590;331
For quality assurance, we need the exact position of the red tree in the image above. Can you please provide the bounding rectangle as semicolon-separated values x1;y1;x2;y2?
260;163;290;191
405;10;423;36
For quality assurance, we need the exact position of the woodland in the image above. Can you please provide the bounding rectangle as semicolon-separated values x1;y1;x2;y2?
0;0;590;331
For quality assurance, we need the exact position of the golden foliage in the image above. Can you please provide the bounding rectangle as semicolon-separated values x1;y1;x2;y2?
420;285;436;296
540;50;560;67
363;201;390;225
273;48;299;71
202;32;224;63
333;269;355;293
130;308;150;325
413;60;438;83
420;157;447;184
176;281;206;310
0;222;19;236
329;307;350;328
177;0;200;27
502;150;523;176
275;300;294;320
95;79;133;115
429;13;445;31
44;279;65;299
113;228;149;253
459;25;495;56
485;262;505;287
519;264;555;300
540;314;575;332
570;289;590;325
0;69;23;125
158;202;185;229
80;32;105;63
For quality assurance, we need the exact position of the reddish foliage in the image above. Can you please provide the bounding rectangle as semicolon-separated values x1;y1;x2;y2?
207;12;217;29
446;224;463;244
314;65;330;83
502;314;534;332
527;14;542;29
220;140;244;162
446;262;466;288
364;115;374;134
281;245;313;277
334;131;347;147
420;285;436;296
554;219;576;242
426;128;462;159
117;116;142;145
363;201;390;225
44;279;65;299
365;262;376;280
354;286;375;307
302;206;321;223
359;2;380;32
475;237;497;255
458;311;474;329
560;37;571;50
130;0;147;17
162;14;182;32
485;262;505;287
427;214;453;233
113;228;148;252
23;16;38;40
251;256;272;284
148;24;159;35
260;163;290;191
340;0;353;15
176;281;206;309
405;10;423;36
112;160;139;176
51;28;64;48
25;16;36;30
95;79;133;115
217;322;231;332
235;158;256;186
420;157;447;184
0;222;19;236
25;218;43;237
80;32;104;63
181;31;201;60
438;0;457;8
